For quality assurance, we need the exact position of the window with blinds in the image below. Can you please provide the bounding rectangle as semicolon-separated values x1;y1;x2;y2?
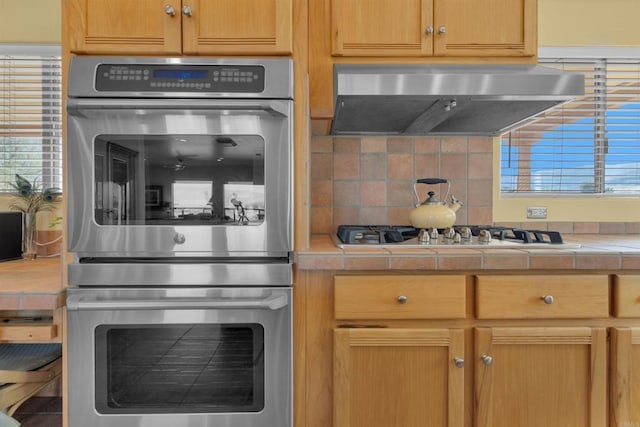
0;50;62;192
500;57;640;195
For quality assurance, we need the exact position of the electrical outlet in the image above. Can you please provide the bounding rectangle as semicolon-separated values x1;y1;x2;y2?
527;206;547;219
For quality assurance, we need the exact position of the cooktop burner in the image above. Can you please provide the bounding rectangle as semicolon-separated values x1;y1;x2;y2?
334;225;581;249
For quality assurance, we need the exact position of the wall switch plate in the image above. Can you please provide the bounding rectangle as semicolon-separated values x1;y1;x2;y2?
527;206;547;219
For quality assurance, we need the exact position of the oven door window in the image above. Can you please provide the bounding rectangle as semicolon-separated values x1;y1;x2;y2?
94;324;265;414
94;134;265;226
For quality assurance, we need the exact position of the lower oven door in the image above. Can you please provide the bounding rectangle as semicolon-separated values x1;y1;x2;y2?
66;287;291;427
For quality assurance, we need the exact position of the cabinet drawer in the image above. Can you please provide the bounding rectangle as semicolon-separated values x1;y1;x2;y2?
334;275;466;320
476;275;609;319
0;324;58;341
613;275;640;318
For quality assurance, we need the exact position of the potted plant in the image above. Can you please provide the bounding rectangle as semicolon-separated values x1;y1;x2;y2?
8;174;61;259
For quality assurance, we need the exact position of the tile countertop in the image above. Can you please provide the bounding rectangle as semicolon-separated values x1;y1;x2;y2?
0;257;65;310
295;234;640;271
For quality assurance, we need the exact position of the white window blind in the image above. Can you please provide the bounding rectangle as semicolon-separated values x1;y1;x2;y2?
501;57;640;195
0;50;62;192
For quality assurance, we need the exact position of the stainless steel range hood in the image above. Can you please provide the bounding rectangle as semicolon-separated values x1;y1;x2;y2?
331;64;585;136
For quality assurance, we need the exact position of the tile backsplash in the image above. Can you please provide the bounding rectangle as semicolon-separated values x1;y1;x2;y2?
310;134;494;234
308;129;639;235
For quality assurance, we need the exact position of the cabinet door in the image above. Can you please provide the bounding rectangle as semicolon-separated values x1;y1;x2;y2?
475;327;607;427
331;0;433;56
610;328;640;427
334;328;464;427
182;0;292;54
434;0;536;56
67;0;182;54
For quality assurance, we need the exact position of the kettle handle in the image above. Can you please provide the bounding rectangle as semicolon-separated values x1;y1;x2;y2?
416;178;448;185
414;178;451;206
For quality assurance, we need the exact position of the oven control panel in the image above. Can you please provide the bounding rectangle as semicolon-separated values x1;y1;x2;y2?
95;64;265;93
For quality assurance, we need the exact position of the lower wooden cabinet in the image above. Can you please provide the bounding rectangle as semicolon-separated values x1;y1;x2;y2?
333;326;609;427
610;328;640;427
300;272;640;427
334;275;466;320
334;328;465;427
613;275;640;318
476;275;609;319
475;327;607;427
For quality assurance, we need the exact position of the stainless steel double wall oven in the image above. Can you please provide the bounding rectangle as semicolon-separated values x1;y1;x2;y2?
66;57;293;427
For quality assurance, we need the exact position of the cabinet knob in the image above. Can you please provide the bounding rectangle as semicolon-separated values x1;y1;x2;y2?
541;295;555;305
454;357;464;368
164;5;176;16
182;5;193;17
438;26;446;35
481;355;493;366
397;295;408;304
174;233;186;244
425;26;434;35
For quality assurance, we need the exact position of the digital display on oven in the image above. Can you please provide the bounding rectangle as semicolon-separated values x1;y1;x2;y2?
153;69;208;80
95;64;267;93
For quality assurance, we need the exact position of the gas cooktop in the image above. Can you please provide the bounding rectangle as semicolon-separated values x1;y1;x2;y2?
333;225;581;249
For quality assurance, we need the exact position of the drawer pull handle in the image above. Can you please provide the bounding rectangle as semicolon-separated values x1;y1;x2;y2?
397;295;408;304
481;355;493;366
454;357;464;368
541;295;555;305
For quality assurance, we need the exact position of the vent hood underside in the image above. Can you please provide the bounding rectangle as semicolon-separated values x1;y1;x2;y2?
331;64;585;136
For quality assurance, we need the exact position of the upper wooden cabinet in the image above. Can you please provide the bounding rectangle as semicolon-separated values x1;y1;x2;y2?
310;0;538;117
331;0;434;56
434;0;536;57
66;0;293;55
331;0;536;57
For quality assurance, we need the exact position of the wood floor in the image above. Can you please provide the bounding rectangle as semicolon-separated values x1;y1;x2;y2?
13;397;62;427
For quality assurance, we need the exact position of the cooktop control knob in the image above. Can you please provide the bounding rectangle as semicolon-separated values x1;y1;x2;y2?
458;226;472;241
443;227;456;240
174;233;186;245
478;229;492;243
429;228;439;240
417;229;430;244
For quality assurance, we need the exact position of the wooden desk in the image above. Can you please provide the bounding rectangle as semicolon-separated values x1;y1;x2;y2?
0;258;65;342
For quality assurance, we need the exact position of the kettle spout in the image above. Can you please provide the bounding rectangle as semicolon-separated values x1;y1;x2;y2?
449;195;463;212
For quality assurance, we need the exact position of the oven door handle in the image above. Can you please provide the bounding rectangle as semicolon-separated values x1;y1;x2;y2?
67;99;289;116
67;292;289;311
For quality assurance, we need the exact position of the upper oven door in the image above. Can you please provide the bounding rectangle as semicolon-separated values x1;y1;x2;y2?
67;98;293;257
